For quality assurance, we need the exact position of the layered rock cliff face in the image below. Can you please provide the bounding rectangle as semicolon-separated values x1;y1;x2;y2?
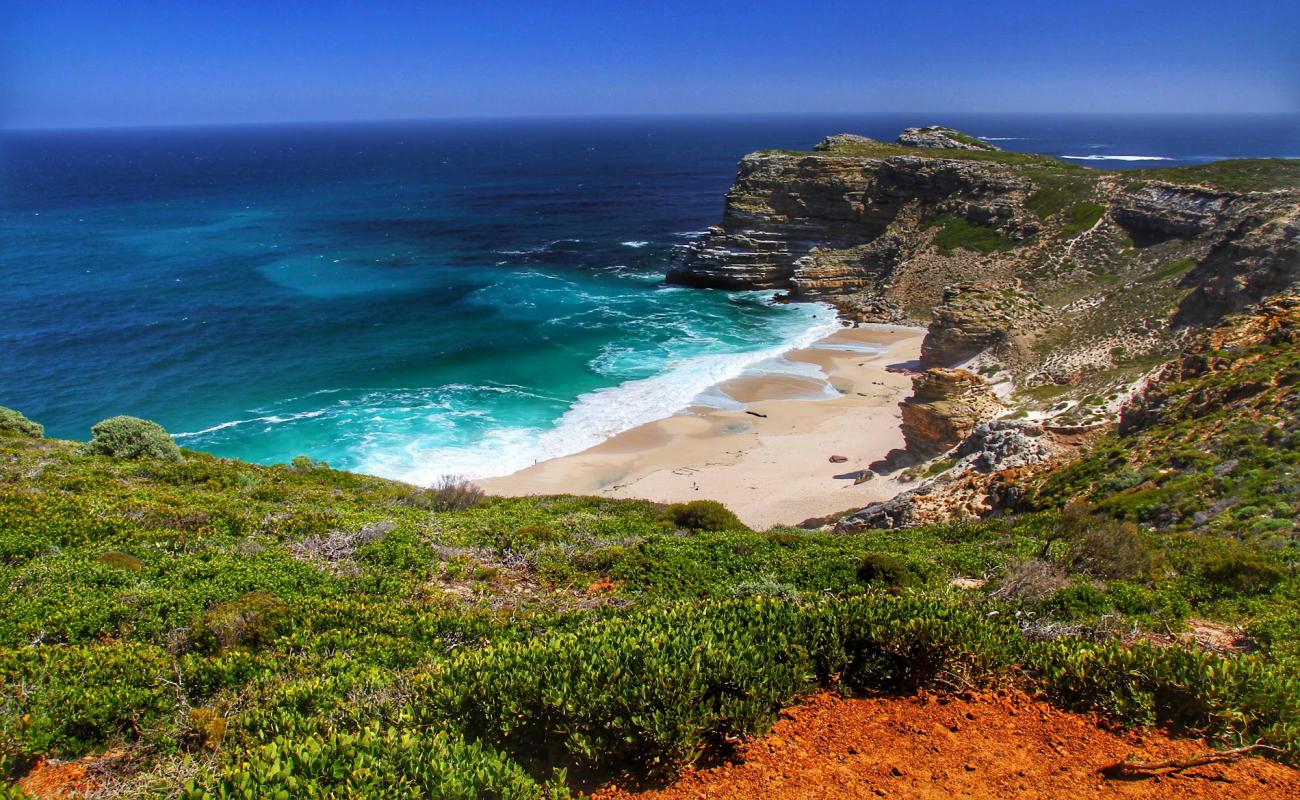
667;138;1039;310
670;129;1299;386
898;368;1003;457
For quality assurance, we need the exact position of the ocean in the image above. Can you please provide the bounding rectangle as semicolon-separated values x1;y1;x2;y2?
2;113;1297;482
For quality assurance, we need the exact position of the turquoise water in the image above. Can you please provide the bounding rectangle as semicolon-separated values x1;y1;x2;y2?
3;114;1297;481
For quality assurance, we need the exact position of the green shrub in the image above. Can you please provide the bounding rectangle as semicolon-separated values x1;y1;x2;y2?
0;642;176;759
290;454;330;472
192;592;290;654
78;415;182;461
661;500;748;533
187;725;551;800
855;553;916;589
1199;551;1286;598
1044;582;1111;618
0;408;42;439
1034;640;1298;757
731;577;800;600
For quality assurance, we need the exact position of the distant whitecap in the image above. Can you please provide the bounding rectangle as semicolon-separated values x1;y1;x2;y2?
1061;155;1175;162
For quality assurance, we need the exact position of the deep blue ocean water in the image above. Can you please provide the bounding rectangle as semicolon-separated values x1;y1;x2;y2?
3;113;1297;481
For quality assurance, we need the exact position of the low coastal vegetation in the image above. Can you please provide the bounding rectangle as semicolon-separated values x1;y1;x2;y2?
2;327;1297;798
925;214;1018;255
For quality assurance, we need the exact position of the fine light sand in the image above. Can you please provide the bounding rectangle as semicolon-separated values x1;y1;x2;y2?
482;325;925;529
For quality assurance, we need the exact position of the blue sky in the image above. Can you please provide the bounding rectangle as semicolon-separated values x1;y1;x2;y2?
3;0;1297;128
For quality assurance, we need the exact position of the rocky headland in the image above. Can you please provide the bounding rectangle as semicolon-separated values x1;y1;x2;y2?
670;126;1299;529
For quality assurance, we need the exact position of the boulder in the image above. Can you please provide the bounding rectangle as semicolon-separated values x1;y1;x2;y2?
953;420;1051;472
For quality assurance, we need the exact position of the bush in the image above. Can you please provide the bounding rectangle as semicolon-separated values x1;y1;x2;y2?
662;500;749;533
855;553;918;590
418;596;1018;777
1064;518;1151;579
78;415;182;461
425;475;487;513
290;454;330;472
1199;551;1286;598
0;408;42;439
187;726;550;800
0;642;176;759
994;558;1070;604
731;577;800;601
192;592;290;654
1034;640;1298;757
1044;582;1111;618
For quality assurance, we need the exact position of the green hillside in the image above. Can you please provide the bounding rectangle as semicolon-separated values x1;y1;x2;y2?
1;296;1297;797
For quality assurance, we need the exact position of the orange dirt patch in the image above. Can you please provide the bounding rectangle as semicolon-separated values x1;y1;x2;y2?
15;748;125;799
594;692;1299;800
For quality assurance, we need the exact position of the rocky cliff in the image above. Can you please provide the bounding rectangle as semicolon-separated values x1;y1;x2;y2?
674;127;1298;533
669;129;1299;392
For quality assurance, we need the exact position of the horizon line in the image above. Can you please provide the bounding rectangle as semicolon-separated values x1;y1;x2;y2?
5;109;1299;134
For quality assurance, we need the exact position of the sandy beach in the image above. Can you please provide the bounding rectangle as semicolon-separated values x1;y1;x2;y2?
483;324;925;529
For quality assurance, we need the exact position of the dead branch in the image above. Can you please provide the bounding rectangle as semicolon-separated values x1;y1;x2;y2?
1103;743;1283;777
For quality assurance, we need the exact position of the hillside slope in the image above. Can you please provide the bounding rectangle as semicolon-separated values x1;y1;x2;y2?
2;297;1298;796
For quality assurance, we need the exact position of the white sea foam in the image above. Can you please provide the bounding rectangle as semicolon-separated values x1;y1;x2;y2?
354;304;842;484
980;137;1027;141
810;340;888;354
621;240;649;248
1061;155;1174;162
174;409;328;439
492;238;583;256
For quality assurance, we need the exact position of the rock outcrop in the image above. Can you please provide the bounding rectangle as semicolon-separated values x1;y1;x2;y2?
1173;204;1300;326
919;283;1036;367
1122;291;1300;436
837;420;1067;533
953;420;1052;472
666;135;1039;307
898;369;1003;457
897;126;999;152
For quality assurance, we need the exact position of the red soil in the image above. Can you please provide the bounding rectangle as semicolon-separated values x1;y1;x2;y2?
594;691;1299;800
16;751;113;799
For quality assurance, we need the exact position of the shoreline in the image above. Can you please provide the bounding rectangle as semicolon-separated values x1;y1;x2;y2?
482;323;925;529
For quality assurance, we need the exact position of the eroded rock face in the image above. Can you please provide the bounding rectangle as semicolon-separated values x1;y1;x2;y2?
667;148;1035;301
896;126;1000;152
671;126;1300;386
899;369;1003;457
1174;205;1300;326
919;284;1033;367
1122;291;1300;435
1111;184;1242;247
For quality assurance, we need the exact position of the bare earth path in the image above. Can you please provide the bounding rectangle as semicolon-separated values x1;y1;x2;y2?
593;692;1299;800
